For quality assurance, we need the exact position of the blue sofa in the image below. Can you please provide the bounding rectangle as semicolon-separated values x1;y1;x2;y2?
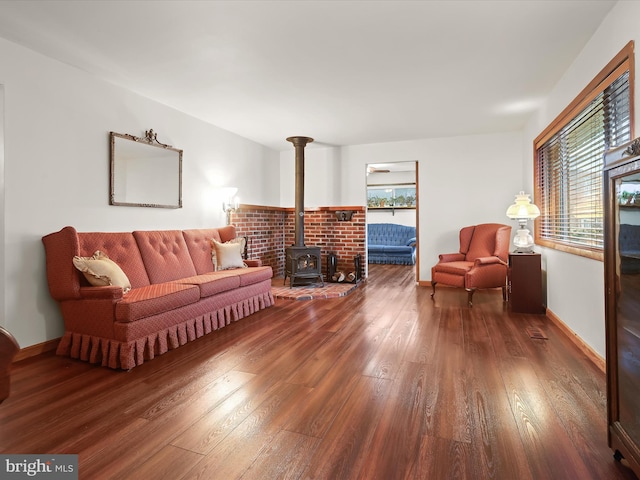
367;223;416;265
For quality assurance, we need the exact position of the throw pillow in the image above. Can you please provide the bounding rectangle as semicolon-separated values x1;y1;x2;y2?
211;238;247;271
210;237;246;269
73;250;132;293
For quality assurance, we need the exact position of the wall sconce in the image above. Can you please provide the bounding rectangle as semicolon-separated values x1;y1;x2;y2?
222;188;239;225
506;191;540;253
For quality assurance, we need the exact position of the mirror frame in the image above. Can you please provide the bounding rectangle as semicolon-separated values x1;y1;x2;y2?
109;130;183;209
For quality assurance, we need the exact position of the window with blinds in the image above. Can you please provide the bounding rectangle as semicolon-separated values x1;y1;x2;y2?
534;42;634;260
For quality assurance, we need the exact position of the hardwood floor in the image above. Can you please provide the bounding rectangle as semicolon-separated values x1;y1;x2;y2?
0;264;637;479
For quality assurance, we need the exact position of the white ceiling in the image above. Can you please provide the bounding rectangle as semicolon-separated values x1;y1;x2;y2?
0;0;617;151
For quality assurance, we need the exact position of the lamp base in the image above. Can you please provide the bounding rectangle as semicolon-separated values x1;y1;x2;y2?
512;247;535;253
513;228;534;253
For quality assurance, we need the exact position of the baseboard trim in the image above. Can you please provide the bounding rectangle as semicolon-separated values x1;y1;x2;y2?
13;338;59;362
546;308;605;373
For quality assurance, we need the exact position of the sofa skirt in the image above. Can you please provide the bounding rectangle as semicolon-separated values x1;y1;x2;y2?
368;254;415;265
56;289;274;370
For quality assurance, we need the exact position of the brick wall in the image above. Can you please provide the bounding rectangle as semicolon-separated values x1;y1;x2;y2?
232;205;366;279
231;206;286;275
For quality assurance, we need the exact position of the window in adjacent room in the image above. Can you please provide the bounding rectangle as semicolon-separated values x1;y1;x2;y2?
534;41;634;260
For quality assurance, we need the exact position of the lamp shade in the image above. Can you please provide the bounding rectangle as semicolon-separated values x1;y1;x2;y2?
506;191;540;219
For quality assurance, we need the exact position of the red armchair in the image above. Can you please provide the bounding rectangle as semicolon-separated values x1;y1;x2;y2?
431;223;512;307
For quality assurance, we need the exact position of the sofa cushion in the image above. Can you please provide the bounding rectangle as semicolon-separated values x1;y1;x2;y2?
133;230;197;283
182;228;223;275
217;225;239;243
174;272;241;297
115;283;200;322
77;231;150;288
383;245;413;254
211;239;247;270
234;266;273;286
72;251;132;293
367;223;416;246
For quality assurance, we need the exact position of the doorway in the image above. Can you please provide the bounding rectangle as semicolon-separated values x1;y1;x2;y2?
366;161;418;282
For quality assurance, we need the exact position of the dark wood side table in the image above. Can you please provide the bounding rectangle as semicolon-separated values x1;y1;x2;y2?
508;253;545;314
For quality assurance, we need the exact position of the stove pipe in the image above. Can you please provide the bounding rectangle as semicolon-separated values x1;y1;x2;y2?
286;136;314;247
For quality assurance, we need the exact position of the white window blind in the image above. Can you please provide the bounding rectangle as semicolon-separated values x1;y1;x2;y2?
535;48;632;258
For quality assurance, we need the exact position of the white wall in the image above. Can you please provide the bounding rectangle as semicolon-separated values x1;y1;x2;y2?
367;209;416;227
279;145;342;208
4;0;629;359
345;134;524;282
0;85;4;325
280;132;524;282
523;0;640;358
0;37;280;349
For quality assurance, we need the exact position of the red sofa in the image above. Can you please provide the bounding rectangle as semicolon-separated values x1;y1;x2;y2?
42;225;274;370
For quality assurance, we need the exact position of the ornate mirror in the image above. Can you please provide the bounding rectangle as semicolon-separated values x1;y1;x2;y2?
109;130;183;208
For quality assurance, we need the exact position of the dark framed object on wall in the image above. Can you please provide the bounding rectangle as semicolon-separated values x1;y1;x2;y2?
603;136;640;478
110;130;183;209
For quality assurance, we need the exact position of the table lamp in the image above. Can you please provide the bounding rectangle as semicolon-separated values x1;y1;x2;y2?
506;191;540;253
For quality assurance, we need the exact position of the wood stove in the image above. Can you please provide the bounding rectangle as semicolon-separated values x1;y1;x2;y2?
285;246;323;287
284;136;324;287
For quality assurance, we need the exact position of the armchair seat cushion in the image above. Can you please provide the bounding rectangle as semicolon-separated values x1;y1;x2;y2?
432;261;473;276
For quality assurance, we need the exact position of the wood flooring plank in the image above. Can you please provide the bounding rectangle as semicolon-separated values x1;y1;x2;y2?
503;313;625;479
402;290;442;365
408;434;475;480
239;430;320;480
0;369;139;452
427;306;472;443
300;376;391;479
180;381;311;480
285;311;369;387
463;308;535;480
0;264;636;480
76;371;255;478
524;314;608;412
170;373;281;455
233;329;334;378
137;370;256;421
358;360;436;480
283;323;388;438
362;310;418;380
499;356;595;480
113;445;204;480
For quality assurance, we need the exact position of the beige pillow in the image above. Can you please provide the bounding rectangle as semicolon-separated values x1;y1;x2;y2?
73;250;131;293
211;238;247;271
